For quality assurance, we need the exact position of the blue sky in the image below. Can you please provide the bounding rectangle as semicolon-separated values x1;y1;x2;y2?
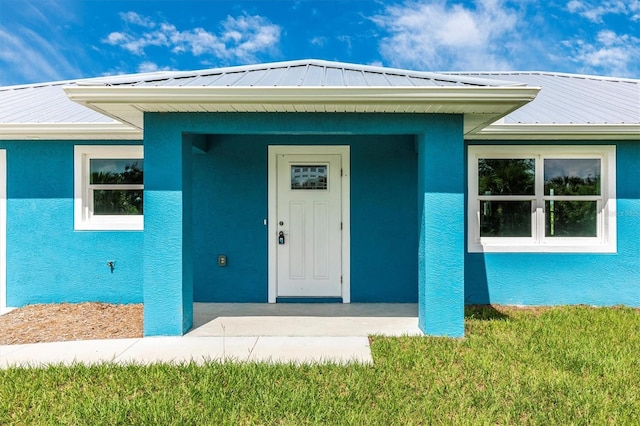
1;0;639;86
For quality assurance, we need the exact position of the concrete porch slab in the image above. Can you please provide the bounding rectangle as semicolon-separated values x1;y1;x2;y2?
189;303;421;337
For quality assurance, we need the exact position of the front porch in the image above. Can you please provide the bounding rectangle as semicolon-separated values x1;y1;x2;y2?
188;303;422;337
142;114;467;338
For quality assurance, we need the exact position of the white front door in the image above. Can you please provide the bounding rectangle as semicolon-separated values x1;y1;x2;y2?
276;153;342;297
268;146;350;301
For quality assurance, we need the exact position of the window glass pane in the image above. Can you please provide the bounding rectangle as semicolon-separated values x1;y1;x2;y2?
478;159;535;195
291;165;327;190
480;201;532;237
545;200;597;237
93;190;143;215
90;159;143;184
544;159;600;196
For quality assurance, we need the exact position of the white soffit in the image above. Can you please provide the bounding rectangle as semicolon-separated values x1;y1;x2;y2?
0;122;142;140
64;85;541;135
469;123;640;140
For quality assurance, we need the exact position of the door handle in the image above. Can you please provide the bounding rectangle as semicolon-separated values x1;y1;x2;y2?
278;231;286;245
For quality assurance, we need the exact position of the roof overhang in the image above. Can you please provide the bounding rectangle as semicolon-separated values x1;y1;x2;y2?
64;86;541;135
0;122;142;140
470;123;640;140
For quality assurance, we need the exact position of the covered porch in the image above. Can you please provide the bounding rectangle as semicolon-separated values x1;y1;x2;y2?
188;303;422;337
140;112;468;338
63;61;539;339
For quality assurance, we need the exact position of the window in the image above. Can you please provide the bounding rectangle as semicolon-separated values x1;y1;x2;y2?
291;165;328;190
468;146;616;253
74;145;143;230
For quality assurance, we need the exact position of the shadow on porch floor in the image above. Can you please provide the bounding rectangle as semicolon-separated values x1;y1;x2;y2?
189;303;422;337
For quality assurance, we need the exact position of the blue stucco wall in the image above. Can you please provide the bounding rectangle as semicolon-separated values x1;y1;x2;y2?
151;111;447;303
192;134;418;303
3;116;637;319
1;141;143;307
417;118;465;337
465;141;640;307
143;127;194;336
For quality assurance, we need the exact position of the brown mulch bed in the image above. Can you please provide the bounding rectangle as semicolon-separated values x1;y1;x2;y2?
0;302;143;345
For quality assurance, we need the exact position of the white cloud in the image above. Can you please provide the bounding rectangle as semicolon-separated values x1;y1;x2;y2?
103;13;281;63
120;11;156;28
310;36;327;47
0;0;87;84
137;61;173;73
566;0;640;22
371;0;520;71
563;30;640;77
337;35;353;52
0;24;81;84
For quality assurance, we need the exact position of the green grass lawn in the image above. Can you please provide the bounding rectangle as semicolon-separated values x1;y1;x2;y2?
1;306;638;425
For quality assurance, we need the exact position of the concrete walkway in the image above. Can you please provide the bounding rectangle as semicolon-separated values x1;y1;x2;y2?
1;304;420;368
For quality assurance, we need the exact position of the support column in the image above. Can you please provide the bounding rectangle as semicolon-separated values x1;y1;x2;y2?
417;117;465;337
143;126;193;336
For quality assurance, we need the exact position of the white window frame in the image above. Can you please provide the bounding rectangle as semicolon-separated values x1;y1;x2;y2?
74;145;144;231
468;145;616;253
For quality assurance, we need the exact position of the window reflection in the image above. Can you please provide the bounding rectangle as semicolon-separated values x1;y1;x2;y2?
291;165;327;190
480;200;532;237
478;159;535;195
90;159;143;185
544;159;600;196
545;200;597;237
89;159;144;215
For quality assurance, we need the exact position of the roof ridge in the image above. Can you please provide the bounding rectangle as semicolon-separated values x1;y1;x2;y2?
1;59;523;89
99;59;524;88
4;61;637;90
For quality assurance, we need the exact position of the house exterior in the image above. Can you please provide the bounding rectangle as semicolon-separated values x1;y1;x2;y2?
0;59;638;337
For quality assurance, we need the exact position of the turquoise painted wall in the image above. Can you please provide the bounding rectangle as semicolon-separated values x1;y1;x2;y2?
143;111;436;335
465;141;640;307
417;118;465;337
192;134;418;302
1;141;143;307
143;128;194;336
2;118;637;315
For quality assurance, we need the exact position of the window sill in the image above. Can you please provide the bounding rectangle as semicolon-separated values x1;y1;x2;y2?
74;217;143;231
468;241;617;254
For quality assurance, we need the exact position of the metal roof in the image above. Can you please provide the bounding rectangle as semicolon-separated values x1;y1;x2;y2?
78;59;522;88
445;71;639;125
0;82;113;124
0;60;520;129
1;60;638;141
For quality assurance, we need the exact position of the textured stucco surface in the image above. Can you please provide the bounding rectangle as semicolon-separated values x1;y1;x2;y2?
192;133;418;303
143;122;193;336
1;114;637;339
144;112;444;335
2;141;143;307
417;120;465;337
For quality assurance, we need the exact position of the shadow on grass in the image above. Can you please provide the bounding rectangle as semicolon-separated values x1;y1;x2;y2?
464;304;510;321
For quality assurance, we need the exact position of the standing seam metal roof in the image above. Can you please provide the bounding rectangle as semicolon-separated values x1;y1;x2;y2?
99;60;518;88
1;60;638;126
1;60;520;124
444;71;640;125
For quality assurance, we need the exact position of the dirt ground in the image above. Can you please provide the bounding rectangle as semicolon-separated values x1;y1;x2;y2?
0;303;143;345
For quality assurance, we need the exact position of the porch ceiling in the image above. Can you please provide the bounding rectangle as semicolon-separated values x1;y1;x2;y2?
64;85;541;135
